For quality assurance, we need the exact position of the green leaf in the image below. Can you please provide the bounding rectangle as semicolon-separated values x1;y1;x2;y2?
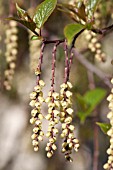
31;35;43;41
64;23;85;45
16;3;32;21
76;94;89;112
86;0;100;19
6;17;37;33
84;88;106;109
33;0;57;28
76;88;106;123
96;122;111;134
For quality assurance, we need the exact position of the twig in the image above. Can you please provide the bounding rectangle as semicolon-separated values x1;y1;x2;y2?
87;71;99;170
93;115;99;170
71;29;85;48
43;39;65;45
92;24;113;35
72;48;112;89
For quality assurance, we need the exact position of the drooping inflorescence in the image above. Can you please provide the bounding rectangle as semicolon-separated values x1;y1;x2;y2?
103;79;113;170
45;42;60;158
84;30;106;62
60;42;79;161
84;6;107;63
4;20;18;90
60;81;79;162
29;42;45;152
29;40;79;161
45;90;60;158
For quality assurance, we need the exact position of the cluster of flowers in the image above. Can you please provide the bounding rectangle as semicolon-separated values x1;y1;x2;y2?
4;20;18;90
29;79;79;161
29;46;79;161
29;68;45;152
84;6;107;62
45;91;59;158
84;30;106;62
103;79;113;169
60;82;79;162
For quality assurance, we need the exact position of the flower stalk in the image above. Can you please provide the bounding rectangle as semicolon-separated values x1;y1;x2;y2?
45;42;60;158
29;42;45;152
59;41;79;162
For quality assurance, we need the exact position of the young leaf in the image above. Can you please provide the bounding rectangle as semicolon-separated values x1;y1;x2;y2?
16;3;32;21
6;17;37;33
96;122;111;134
86;0;100;19
76;88;106;123
84;88;106;109
76;94;89;112
64;23;85;45
31;35;43;41
76;94;90;123
77;111;87;123
33;0;57;29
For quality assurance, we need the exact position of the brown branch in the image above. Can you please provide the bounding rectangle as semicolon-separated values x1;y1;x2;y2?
93;115;99;170
87;71;99;170
92;24;113;35
43;39;65;44
72;48;112;89
71;29;85;48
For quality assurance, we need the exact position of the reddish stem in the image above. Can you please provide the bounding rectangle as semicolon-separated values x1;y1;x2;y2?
51;41;61;92
69;50;74;73
64;40;69;83
36;42;45;84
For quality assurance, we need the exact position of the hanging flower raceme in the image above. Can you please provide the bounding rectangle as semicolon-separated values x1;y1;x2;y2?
59;41;79;162
103;79;113;170
84;30;106;62
45;42;60;158
29;40;79;162
4;20;18;90
60;81;79;162
45;90;60;158
29;43;45;152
